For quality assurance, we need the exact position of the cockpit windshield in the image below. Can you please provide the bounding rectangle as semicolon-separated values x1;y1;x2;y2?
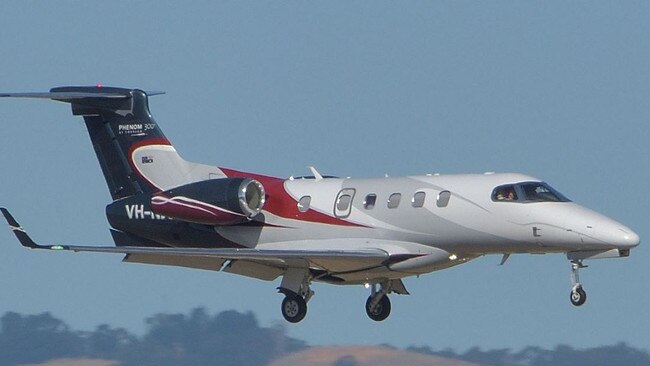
492;182;570;203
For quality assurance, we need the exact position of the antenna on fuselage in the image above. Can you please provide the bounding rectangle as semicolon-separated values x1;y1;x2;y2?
308;166;324;181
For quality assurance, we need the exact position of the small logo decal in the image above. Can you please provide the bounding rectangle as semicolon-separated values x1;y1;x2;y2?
118;123;143;135
141;156;154;164
118;122;156;136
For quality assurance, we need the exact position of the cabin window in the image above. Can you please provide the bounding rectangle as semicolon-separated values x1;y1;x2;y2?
412;191;426;208
334;188;356;217
364;194;377;209
387;193;401;209
297;196;311;212
437;191;451;207
337;194;352;211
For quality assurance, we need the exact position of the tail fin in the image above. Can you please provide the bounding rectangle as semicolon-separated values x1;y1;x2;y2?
59;86;169;199
2;86;215;200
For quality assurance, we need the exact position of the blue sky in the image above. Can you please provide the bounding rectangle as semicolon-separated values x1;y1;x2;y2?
0;1;648;351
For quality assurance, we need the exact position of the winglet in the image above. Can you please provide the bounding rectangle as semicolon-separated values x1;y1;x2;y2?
0;208;45;249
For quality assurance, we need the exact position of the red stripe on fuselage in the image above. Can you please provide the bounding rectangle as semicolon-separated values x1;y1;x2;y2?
221;168;364;227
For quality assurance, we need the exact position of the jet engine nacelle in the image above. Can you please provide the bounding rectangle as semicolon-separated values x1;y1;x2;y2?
151;178;266;225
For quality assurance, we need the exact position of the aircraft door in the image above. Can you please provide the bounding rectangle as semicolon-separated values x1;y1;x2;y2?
334;188;356;218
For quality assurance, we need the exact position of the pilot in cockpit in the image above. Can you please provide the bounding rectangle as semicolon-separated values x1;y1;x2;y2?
495;186;517;201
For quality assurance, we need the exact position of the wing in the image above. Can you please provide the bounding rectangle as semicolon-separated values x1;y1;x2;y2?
1;208;390;278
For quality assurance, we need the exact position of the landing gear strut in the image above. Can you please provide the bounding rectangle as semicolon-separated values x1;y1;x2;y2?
570;260;587;306
365;282;392;321
278;268;313;323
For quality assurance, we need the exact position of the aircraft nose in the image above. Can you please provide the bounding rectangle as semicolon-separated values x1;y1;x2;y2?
566;204;639;250
581;218;640;249
617;227;640;249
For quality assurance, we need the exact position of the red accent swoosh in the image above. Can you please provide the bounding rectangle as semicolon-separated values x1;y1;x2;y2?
221;168;364;227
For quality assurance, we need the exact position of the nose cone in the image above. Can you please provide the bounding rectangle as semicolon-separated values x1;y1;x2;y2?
570;204;640;249
589;220;640;249
614;226;640;249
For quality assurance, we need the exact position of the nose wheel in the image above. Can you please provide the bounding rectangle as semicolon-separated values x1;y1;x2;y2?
569;260;587;307
570;285;587;306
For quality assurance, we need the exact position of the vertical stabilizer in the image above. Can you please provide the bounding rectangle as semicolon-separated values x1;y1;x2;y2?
47;86;170;199
1;86;224;200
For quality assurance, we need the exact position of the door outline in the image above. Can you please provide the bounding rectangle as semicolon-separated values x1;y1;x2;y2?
334;188;356;218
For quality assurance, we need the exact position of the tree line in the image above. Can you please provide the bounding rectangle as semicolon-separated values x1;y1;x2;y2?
0;308;648;366
0;308;305;366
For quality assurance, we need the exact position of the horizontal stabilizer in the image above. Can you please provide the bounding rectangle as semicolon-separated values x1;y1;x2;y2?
0;87;164;101
0;92;129;99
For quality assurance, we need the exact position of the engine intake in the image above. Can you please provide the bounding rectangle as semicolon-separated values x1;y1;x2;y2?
151;178;265;225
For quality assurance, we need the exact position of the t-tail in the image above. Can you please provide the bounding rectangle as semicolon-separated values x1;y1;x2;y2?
64;86;170;199
1;86;221;200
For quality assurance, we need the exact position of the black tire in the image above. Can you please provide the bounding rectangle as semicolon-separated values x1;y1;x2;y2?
570;286;587;306
365;295;391;321
281;294;307;323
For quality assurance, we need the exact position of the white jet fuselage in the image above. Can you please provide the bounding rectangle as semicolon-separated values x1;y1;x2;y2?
213;172;638;283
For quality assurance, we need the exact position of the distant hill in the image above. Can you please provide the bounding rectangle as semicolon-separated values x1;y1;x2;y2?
268;346;480;366
20;348;476;366
22;359;117;366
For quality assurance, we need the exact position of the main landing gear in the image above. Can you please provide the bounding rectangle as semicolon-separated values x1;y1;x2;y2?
365;282;391;321
364;279;408;322
281;291;309;323
277;269;409;323
569;259;587;306
278;268;314;323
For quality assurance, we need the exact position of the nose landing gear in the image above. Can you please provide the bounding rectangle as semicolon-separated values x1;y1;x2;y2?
570;285;587;306
569;259;587;306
